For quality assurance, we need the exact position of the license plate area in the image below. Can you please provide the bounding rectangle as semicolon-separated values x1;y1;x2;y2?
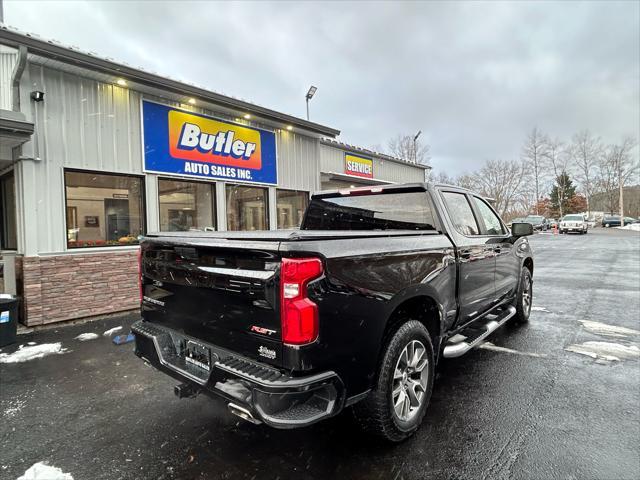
183;340;211;371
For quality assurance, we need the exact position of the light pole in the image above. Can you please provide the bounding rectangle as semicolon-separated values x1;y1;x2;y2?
619;158;624;227
305;86;317;121
413;130;422;163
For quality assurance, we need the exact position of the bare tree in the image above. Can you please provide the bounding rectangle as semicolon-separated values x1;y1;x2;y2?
543;138;572;217
521;127;549;214
465;159;528;216
598;148;621;214
428;170;457;185
455;173;477;191
388;134;431;166
607;137;639;225
571;130;603;216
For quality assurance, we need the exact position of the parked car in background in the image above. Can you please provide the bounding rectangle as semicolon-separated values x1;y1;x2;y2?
560;214;588;234
585;218;596;229
524;215;549;231
548;218;558;229
602;215;639;227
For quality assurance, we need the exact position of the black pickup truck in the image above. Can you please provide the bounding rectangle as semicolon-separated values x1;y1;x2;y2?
133;183;534;441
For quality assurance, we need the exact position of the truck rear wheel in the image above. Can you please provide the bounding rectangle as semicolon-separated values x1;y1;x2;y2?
352;320;434;442
513;267;532;324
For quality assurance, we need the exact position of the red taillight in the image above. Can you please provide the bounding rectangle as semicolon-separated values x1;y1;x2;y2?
137;248;143;303
280;257;323;345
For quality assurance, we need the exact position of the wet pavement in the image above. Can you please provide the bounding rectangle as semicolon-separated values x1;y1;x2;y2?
1;228;639;480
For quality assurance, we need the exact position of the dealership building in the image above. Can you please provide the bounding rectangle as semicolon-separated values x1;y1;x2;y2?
0;26;429;326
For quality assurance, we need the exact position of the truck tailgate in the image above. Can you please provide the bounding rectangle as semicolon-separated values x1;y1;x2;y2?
140;239;284;367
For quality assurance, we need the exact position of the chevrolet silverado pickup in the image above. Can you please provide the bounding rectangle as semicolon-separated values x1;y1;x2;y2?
133;183;534;441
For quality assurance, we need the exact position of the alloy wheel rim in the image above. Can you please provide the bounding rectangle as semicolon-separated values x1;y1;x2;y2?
392;340;429;422
522;275;532;313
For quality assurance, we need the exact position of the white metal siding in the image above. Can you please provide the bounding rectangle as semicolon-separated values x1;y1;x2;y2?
320;144;425;184
21;63;145;254
0;46;18;110
18;62;322;254
276;130;320;192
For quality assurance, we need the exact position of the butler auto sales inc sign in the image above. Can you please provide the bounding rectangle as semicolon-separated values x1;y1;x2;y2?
142;101;277;185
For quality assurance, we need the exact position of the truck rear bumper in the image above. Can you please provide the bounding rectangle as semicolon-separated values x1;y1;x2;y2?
132;320;344;429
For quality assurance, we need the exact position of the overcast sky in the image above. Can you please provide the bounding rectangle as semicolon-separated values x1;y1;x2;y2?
4;0;639;175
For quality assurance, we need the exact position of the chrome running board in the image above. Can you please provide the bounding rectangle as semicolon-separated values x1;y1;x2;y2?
443;305;517;358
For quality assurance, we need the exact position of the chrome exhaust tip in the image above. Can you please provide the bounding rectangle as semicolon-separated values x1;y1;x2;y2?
228;402;261;424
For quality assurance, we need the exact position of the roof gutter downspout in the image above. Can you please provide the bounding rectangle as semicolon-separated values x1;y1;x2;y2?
11;45;27;112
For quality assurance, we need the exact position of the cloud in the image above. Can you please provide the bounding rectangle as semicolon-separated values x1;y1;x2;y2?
4;0;639;174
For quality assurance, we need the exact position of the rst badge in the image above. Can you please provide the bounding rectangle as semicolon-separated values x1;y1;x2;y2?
250;325;276;336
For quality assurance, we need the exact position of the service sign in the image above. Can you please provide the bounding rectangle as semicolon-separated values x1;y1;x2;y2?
344;153;373;179
142;101;277;185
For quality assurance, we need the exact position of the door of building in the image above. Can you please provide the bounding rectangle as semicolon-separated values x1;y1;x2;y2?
104;199;130;241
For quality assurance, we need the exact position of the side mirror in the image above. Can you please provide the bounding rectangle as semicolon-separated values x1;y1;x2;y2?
511;222;533;237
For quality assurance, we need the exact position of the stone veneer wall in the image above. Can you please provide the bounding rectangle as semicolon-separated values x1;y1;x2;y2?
17;249;139;326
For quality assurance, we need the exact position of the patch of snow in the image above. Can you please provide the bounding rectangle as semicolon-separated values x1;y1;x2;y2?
27;342;36;346
3;398;26;418
17;462;73;480
0;343;67;364
531;306;552;313
74;333;99;341
566;341;640;362
616;223;640;231
479;342;548;358
103;326;122;336
579;320;640;338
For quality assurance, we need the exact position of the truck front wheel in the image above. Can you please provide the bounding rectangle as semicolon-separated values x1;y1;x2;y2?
352;320;435;442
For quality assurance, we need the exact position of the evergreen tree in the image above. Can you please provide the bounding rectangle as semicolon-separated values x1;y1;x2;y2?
550;171;576;218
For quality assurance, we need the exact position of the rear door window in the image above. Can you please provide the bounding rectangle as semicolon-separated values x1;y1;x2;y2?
472;196;505;235
441;192;480;236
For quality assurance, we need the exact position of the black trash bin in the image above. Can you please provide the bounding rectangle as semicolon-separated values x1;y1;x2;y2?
0;294;19;347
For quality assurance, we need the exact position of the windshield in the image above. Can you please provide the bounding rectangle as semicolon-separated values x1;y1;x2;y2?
302;191;438;230
563;215;583;221
525;216;544;223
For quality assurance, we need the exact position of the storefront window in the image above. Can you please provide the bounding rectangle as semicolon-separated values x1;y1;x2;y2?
158;179;215;231
276;189;309;229
64;170;145;248
225;185;268;231
0;172;17;250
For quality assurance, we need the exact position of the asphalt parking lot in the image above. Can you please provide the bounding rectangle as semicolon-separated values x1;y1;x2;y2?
1;228;639;480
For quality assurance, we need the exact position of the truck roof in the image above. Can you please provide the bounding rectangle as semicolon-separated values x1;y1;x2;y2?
312;182;476;199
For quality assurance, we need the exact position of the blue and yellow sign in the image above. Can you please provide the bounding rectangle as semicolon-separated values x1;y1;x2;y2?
142;101;277;184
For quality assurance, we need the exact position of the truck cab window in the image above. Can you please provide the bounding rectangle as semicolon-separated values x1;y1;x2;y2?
302;191;437;230
472;196;505;235
441;191;479;236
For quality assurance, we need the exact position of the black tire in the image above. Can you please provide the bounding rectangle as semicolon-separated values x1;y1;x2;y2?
513;267;532;324
352;320;435;442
